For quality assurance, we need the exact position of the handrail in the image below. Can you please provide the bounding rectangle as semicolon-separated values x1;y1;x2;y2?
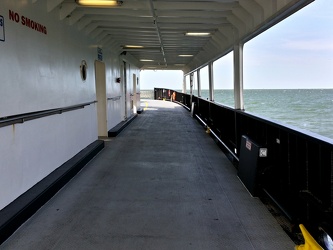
107;96;121;101
195;114;239;161
0;101;97;128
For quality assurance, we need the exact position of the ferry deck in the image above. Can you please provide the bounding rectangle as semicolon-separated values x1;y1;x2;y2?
0;0;332;249
1;100;294;249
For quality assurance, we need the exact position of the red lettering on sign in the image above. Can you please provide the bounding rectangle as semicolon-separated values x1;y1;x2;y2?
9;10;47;35
9;10;19;23
21;15;26;26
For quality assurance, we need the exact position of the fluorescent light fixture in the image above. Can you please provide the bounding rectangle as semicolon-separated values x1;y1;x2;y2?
122;45;161;52
140;59;154;62
123;45;144;48
178;54;193;57
185;32;211;36
76;0;123;7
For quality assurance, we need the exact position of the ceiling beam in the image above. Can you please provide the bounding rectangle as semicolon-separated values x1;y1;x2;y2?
59;3;77;20
47;0;64;12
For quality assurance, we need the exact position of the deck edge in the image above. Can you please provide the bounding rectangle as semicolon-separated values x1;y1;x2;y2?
0;139;105;245
108;114;137;137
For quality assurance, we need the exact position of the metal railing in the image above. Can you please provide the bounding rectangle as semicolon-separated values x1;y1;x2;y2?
140;90;154;99
0;101;97;128
107;96;121;101
154;88;333;231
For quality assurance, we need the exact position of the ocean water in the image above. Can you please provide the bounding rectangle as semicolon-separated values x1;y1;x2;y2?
141;89;333;140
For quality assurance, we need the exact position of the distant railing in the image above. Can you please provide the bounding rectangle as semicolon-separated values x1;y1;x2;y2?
154;87;333;233
0;101;96;128
140;90;154;99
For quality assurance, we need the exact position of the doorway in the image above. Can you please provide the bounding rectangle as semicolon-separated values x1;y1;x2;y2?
132;73;137;114
94;60;107;137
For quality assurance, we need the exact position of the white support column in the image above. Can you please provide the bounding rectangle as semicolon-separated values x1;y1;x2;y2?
182;74;186;93
197;69;201;97
190;73;194;105
208;62;214;101
190;73;194;96
234;43;244;110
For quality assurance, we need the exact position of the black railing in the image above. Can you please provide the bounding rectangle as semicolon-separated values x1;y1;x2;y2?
154;88;333;232
0;101;97;128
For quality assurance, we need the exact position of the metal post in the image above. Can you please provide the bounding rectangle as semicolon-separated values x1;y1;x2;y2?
234;43;244;110
190;73;194;111
182;74;186;93
208;62;214;101
190;73;193;100
197;69;201;97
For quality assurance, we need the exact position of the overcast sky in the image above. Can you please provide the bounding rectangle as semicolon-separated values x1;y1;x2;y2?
140;0;333;90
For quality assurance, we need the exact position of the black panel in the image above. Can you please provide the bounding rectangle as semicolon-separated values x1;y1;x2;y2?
108;114;137;137
238;135;262;197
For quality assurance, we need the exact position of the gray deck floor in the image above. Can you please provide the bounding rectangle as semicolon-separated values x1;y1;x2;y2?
1;100;295;250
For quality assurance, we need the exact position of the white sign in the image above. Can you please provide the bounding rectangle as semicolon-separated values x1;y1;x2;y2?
0;15;4;41
259;148;268;157
97;47;103;61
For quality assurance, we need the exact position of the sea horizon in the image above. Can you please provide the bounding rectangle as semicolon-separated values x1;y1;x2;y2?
141;89;333;140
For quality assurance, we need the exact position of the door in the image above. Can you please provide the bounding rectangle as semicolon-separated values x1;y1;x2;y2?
94;60;107;137
132;73;137;114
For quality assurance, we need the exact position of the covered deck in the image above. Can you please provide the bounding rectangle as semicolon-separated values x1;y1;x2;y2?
1;100;294;249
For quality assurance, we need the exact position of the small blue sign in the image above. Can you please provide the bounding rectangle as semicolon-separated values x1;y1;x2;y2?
0;15;4;42
97;47;103;61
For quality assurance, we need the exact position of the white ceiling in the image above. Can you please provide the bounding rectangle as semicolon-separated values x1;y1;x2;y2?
42;0;314;73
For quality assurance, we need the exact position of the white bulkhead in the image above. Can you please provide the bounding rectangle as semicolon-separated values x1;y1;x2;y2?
0;1;140;209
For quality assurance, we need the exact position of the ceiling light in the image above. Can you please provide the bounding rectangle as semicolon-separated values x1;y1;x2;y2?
178;55;193;57
185;32;211;36
140;59;154;62
123;45;144;48
122;46;161;52
76;0;123;7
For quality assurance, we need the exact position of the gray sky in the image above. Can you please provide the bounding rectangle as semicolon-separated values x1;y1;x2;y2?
140;0;333;90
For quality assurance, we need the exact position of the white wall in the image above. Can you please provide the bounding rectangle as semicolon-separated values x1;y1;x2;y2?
0;1;141;209
0;105;98;209
0;2;97;116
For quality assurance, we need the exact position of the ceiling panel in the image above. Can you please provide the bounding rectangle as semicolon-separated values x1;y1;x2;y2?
44;0;314;73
